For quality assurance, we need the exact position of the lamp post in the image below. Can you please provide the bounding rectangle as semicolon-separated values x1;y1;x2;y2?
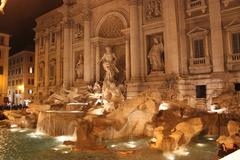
0;0;7;14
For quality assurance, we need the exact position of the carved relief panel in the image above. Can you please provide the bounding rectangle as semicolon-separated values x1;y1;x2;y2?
143;0;163;23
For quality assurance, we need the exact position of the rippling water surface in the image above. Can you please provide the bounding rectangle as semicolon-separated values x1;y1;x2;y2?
0;127;218;160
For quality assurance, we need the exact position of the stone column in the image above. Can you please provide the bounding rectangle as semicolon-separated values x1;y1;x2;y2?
63;20;72;88
95;43;100;81
44;32;49;92
177;0;188;75
125;37;131;81
164;0;180;74
56;27;61;86
209;0;224;73
83;1;92;83
129;0;142;81
34;37;39;91
91;44;96;81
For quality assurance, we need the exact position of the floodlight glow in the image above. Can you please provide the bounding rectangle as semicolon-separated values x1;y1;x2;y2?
196;143;206;147
10;124;18;128
173;147;190;156
159;102;169;111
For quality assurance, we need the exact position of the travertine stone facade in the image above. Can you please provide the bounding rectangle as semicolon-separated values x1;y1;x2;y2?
35;0;240;108
0;33;9;104
8;51;35;104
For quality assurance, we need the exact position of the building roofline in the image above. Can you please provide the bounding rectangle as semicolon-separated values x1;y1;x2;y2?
35;6;63;22
0;32;11;37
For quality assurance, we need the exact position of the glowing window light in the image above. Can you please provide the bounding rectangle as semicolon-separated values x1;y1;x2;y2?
0;0;7;14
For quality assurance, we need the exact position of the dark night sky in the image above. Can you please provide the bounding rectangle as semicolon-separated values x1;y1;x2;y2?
0;0;63;55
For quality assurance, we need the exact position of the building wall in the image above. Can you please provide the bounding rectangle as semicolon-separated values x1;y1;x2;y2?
8;51;35;104
0;33;10;104
34;0;240;108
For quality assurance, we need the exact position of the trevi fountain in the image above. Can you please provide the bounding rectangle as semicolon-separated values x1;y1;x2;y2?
1;47;240;160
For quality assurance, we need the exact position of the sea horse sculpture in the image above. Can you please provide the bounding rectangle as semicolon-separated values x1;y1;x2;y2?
0;0;7;14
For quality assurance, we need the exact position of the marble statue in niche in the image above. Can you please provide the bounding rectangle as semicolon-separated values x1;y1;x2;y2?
145;0;162;20
38;62;45;87
75;53;84;79
148;36;164;72
99;47;119;82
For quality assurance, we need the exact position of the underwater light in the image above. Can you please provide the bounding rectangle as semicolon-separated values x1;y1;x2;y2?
125;141;137;149
10;124;18;128
10;128;21;132
52;148;60;151
55;136;74;142
150;137;157;143
196;143;206;147
62;151;70;154
173;147;190;156
19;129;29;133
27;132;45;138
110;144;117;148
163;153;175;160
207;137;215;141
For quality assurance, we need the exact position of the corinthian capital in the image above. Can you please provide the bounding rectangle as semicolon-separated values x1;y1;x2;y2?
64;19;73;28
129;0;139;5
82;0;91;21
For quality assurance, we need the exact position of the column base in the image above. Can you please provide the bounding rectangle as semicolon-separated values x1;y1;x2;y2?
146;71;165;81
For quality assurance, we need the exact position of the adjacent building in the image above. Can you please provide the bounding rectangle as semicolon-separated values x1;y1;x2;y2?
0;33;10;104
34;0;240;108
8;50;35;104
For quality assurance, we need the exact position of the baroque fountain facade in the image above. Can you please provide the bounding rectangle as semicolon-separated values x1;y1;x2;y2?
5;0;237;158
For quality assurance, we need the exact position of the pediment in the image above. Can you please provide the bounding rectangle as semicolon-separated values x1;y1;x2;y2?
187;27;208;36
224;18;240;31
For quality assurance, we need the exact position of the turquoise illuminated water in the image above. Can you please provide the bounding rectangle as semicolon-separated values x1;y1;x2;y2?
0;127;218;160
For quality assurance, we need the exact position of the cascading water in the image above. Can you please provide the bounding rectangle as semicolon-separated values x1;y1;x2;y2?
36;111;83;137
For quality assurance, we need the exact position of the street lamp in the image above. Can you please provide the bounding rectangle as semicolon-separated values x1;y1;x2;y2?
0;0;7;14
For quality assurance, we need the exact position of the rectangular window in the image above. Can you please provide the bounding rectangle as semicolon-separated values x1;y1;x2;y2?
51;33;56;44
40;37;44;47
0;66;3;75
30;56;33;62
49;65;55;79
235;83;240;91
0;36;4;45
232;32;240;54
194;39;204;58
28;89;33;94
29;67;34;74
0;50;2;59
196;85;206;98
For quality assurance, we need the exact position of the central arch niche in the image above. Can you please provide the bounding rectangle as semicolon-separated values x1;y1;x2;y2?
95;12;128;82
